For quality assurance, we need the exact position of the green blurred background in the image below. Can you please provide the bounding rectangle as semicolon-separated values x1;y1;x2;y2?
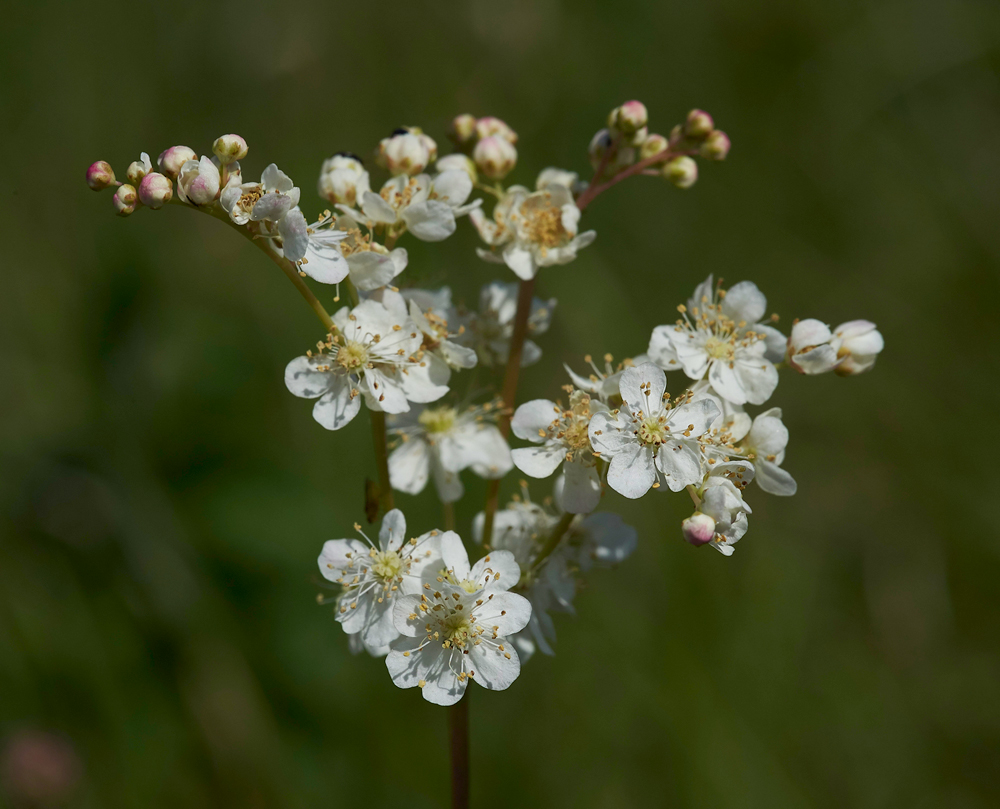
3;0;999;806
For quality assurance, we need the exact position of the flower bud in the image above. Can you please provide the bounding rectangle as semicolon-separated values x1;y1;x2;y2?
126;153;152;186
213;134;248;165
377;131;432;176
475;116;518;145
787;318;838;375
157;146;197;180
177;156;221;205
137;172;173;209
318;152;371;206
685;109;715;139
436;153;477;182
415;131;438;164
700;130;731;161
640;133;669;161
113;184;137;216
682;512;716;546
473;136;517;180
449;114;478;149
609;100;648;135
832;320;884;376
663;156;698;189
86;161;116;190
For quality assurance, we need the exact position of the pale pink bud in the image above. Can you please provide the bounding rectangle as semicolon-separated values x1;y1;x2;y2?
473;136;517;180
177;156;221;205
700;130;731;161
475;116;518;145
113;184;137;216
663;156;698;189
86;161;116;190
449;114;478;148
157;146;197;180
685;109;715;138
137;172;173;209
609;100;648;135
640;133;669;161
682;512;716;546
378;131;431;176
212;134;248;165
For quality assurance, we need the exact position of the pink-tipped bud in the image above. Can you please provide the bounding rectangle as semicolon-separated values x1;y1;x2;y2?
475;116;518;145
685;109;715;138
700;130;731;161
137;172;173;209
449;114;478;149
213;134;248;165
682;512;716;546
473;136;517;180
157;146;197;180
640;133;669;161
113;184;138;216
86;161;116;190
663;156;698;189
609;100;648;135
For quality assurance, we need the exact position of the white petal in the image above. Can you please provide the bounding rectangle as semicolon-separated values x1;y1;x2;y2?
468;643;521;692
317;538;368;577
511;399;560;442
312;380;361;431
365;369;409;414
607;444;655;499
431;457;465;503
654;439;702;491
734;358;779;406
469;551;522;593
402;200;457;241
360;191;397;224
557;462;601;514
755;460;798;496
648;325;682;370
250;193;293;222
346;252;397;291
666;398;720;436
284;355;333;399
721;281;767;324
588;411;632;455
389;439;431;495
502;244;537;280
619;362;666;416
278;209;309;262
433;170;473;207
511;445;565;478
748;414;788;456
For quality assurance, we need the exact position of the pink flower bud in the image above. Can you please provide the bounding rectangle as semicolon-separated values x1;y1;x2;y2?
213;134;248;165
137;172;173;209
640;133;669;161
473;136;517;180
685;109;715;138
475;116;518;145
177;156;221;205
449;114;478;148
663;156;698;189
700;130;731;161
85;161;116;190
609;100;648;135
157;146;197;180
113;184;137;216
682;512;716;546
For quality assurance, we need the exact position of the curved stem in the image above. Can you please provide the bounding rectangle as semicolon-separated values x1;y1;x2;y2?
369;410;394;514
479;277;537;547
449;697;470;809
575;147;698;212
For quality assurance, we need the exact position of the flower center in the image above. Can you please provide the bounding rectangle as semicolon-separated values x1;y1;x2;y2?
237;187;264;212
336;340;369;371
562;419;590;451
371;550;404;581
705;336;735;361
418;406;457;434
523;205;566;250
638;416;669;447
442;612;473;644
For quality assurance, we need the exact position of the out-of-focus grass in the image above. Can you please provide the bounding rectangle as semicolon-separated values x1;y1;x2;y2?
2;1;999;806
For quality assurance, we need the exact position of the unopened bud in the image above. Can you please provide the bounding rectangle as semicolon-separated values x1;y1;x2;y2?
685;109;715;138
415;132;438;164
640;133;669;161
157;146;197;180
609;100;648;135
86;161;116;191
787;318;837;375
663;156;698;189
700;130;731;161
126;153;152;186
113;184;138;216
137;172;173;209
682;512;716;546
449;114;478;149
832;320;884;376
473;136;517;180
177;156;221;205
436;153;477;182
213;134;248;165
318;153;371;206
377;131;432;176
475;116;518;145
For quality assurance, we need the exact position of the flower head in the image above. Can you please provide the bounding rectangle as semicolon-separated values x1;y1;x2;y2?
456;281;556;368
220;163;300;225
740;407;796;496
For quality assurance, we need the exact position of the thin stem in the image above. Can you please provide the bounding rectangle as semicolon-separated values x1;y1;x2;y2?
530;511;575;573
443;500;456;532
449;697;470;809
369;410;394;514
575;148;698;212
686;484;702;508
479;277;537;547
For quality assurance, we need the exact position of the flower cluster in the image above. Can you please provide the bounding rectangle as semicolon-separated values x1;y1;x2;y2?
87;100;884;707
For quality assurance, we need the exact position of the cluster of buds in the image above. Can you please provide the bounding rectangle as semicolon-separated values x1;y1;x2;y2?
87;135;248;217
787;319;885;376
375;127;438;176
448;114;518;181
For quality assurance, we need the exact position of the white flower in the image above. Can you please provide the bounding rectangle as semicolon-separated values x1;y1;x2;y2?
687;379;751;446
388;402;513;503
457;281;556;368
386;541;530;705
648;276;782;405
318;153;371;206
284;299;447;431
832;320;884;376
510;390;607;514
588;362;720;499
220;163;301;225
318;509;446;648
472;492;559;565
787;318;884;376
276;209;350;285
564;353;650;403
333;212;409;291
382;288;477;377
345;171;479;242
696;461;755;556
176;155;220;206
740;408;796;496
471;185;596;280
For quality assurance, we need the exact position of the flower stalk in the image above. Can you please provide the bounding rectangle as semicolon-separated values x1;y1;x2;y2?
449;696;470;809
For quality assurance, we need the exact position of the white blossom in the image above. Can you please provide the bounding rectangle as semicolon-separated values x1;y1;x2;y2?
457;281;556;368
564;353;650;404
386;541;530;705
388;403;512;503
284;299;447;431
333;211;409;291
382;288;477;378
220;163;301;225
589;362;720;499
318;510;446;648
740;408;796;496
177;155;220;206
471;184;596;280
696;461;755;556
276;209;350;285
787;318;884;376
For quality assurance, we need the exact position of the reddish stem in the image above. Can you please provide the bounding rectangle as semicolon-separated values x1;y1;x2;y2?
575;148;697;211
